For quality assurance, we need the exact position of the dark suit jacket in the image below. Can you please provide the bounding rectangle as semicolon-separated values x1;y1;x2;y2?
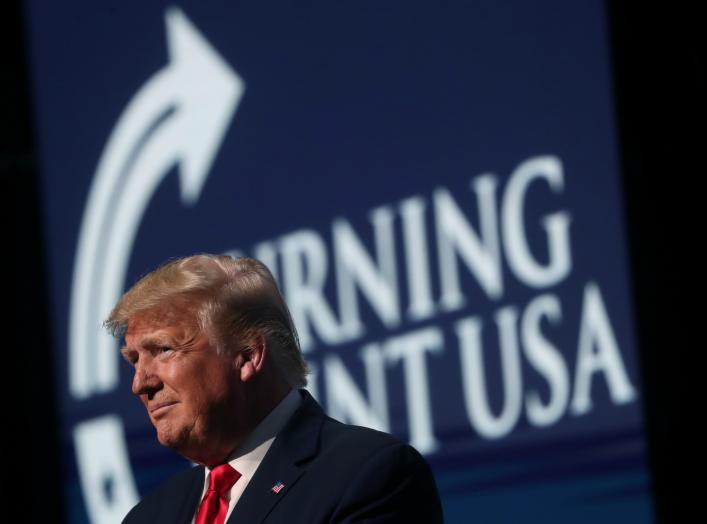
123;389;443;523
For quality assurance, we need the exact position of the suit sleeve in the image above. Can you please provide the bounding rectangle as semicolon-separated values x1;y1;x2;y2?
330;442;444;523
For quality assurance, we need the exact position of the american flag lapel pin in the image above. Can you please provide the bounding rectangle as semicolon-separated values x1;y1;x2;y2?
271;481;285;494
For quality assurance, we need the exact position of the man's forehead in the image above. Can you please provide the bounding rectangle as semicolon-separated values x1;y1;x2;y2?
126;305;199;337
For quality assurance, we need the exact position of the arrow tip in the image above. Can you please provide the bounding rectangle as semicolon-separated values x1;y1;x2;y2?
165;7;245;205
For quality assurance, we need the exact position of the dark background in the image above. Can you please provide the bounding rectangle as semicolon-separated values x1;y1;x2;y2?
3;1;700;521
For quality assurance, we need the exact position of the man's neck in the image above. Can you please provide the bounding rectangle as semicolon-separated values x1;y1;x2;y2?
222;387;300;463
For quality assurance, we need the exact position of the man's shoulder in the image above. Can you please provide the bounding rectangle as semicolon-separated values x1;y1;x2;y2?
308;415;430;480
289;390;424;470
321;415;401;445
282;413;443;523
318;415;413;457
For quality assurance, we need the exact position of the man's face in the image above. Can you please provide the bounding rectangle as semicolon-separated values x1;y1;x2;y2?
122;306;244;464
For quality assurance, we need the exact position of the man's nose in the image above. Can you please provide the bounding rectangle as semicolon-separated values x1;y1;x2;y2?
132;361;162;397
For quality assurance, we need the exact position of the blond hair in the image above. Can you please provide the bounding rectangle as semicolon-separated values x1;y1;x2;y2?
105;254;308;387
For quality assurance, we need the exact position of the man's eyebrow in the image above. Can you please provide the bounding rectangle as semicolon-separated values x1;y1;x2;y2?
140;335;169;346
120;346;135;362
120;335;174;357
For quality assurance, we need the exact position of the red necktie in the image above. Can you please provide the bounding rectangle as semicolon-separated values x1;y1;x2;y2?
195;464;241;524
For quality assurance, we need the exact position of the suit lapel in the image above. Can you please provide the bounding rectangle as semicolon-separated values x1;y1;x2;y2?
226;454;304;524
227;390;325;524
158;465;204;524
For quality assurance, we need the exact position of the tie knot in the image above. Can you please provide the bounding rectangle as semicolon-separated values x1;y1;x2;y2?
208;464;241;496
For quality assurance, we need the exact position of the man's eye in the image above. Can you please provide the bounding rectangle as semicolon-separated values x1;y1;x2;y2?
159;346;174;355
122;351;138;366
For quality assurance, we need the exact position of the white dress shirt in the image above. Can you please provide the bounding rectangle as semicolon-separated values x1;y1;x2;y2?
191;388;302;523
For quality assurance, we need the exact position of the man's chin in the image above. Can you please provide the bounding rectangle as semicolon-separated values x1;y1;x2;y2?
160;439;205;464
156;433;178;450
154;426;188;451
154;430;200;462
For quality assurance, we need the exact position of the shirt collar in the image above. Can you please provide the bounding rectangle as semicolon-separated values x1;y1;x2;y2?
205;388;302;480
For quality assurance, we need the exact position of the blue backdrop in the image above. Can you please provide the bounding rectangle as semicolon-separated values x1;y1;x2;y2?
25;1;654;522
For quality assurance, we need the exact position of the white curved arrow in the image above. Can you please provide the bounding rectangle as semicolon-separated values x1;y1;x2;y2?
69;7;245;399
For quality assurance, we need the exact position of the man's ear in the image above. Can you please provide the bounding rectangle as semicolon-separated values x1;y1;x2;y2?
239;333;267;382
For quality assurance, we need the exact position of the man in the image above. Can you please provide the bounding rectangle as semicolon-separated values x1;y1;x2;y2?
106;254;443;523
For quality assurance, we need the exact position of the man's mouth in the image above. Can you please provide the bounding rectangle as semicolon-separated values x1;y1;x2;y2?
149;401;178;415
